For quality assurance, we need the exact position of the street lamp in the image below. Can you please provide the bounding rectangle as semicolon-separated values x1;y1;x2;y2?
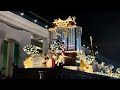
34;19;37;23
45;25;48;28
20;12;24;16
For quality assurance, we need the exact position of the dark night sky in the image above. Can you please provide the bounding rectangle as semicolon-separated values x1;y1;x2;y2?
30;9;120;64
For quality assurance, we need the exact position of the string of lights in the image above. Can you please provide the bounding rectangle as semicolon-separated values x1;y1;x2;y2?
28;11;53;25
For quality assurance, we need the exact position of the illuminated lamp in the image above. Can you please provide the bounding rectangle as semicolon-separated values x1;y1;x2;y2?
34;20;37;23
45;25;48;28
20;13;24;16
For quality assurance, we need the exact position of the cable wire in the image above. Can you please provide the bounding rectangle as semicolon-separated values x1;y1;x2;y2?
28;11;53;25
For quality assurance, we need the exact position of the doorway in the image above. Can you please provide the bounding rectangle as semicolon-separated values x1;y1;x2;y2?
2;39;19;77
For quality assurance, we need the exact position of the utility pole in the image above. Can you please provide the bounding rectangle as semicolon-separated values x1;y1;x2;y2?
90;36;94;56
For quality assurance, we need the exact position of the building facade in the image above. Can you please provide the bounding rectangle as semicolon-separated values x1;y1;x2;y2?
0;11;48;77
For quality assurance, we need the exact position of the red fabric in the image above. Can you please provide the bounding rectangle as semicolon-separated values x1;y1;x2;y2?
52;58;55;68
62;49;65;55
65;52;76;58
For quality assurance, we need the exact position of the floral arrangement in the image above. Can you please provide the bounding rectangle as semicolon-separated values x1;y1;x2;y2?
116;68;120;74
23;45;42;55
86;55;95;64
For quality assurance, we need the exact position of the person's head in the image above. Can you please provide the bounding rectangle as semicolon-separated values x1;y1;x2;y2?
48;48;51;52
45;56;49;60
52;50;56;54
47;53;53;58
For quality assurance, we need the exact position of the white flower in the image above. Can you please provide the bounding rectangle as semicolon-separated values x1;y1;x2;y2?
86;55;95;64
23;45;42;55
116;68;120;73
109;64;114;70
